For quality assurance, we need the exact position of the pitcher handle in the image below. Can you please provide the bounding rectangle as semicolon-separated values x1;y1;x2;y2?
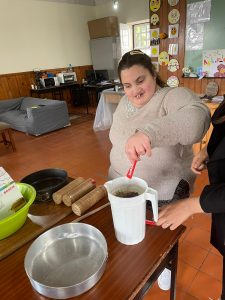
145;187;158;222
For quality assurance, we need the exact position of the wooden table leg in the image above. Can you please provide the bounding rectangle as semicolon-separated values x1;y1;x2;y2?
7;129;16;152
170;242;178;300
133;241;179;300
1;132;7;145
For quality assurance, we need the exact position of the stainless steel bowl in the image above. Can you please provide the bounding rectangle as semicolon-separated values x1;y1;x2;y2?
24;223;108;299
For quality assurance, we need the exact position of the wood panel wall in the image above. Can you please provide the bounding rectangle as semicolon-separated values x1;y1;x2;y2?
149;0;225;96
0;65;93;101
182;77;225;96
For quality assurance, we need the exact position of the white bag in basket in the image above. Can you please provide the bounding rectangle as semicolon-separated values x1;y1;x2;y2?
0;167;23;220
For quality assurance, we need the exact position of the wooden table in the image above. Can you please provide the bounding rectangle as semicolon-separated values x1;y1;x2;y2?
30;83;79;100
0;203;185;300
83;83;115;106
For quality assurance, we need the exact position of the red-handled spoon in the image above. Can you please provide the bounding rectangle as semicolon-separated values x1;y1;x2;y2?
145;220;156;226
126;160;137;179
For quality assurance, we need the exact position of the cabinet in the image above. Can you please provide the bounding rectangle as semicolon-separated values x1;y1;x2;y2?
88;16;119;39
193;102;219;153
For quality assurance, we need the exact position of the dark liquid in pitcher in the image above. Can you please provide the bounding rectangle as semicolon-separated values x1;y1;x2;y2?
114;190;140;198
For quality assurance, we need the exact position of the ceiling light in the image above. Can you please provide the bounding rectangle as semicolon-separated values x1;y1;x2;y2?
113;0;118;9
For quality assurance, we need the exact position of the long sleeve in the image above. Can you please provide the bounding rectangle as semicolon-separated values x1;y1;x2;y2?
137;87;211;148
200;183;225;213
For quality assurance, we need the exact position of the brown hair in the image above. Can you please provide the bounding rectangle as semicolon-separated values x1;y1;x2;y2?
212;97;225;125
117;50;166;88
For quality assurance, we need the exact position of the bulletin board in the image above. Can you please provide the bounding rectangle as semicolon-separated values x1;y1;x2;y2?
185;0;225;74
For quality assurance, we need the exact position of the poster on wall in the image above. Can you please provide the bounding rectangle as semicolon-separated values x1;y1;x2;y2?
168;9;180;24
150;45;159;57
151;14;159;26
150;0;161;12
168;43;178;55
158;51;169;66
203;49;225;77
150;28;160;45
168;24;179;38
168;0;179;6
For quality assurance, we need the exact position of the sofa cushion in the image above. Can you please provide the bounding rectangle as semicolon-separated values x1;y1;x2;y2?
0;98;23;114
19;98;49;111
0;110;27;132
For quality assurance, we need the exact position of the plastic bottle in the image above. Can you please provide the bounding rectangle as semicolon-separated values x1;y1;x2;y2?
68;64;73;73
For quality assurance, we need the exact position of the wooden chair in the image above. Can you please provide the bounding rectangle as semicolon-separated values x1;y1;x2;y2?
0;122;16;152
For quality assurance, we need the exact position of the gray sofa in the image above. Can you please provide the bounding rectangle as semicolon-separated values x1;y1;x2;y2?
0;97;70;136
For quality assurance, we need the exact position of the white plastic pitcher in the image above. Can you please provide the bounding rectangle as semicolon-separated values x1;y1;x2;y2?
104;176;158;245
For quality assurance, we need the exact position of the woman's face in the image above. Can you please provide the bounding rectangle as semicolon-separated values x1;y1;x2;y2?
121;65;157;108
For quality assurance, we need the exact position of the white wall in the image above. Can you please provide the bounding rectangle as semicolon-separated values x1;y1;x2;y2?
0;0;148;75
0;0;96;74
95;0;149;24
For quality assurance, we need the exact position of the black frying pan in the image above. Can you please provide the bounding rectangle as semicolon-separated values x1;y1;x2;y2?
21;168;68;202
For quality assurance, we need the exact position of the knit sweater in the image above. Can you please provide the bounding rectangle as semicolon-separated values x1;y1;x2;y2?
109;87;211;200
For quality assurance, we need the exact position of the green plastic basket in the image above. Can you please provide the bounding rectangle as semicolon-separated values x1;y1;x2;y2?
0;183;36;240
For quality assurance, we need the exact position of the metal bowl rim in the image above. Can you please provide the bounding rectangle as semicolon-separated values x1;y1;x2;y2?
25;256;108;291
24;222;108;290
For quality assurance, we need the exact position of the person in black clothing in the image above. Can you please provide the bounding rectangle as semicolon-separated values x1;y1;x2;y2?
156;99;225;300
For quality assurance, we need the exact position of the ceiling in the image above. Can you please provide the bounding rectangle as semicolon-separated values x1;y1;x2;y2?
37;0;113;6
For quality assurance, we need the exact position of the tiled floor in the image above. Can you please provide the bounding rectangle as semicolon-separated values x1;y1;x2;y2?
0;110;222;300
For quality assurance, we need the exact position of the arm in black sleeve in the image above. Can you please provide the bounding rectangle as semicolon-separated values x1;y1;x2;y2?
200;183;225;213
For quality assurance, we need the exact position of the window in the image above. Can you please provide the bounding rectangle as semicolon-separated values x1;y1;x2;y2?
133;22;150;56
120;23;133;56
120;21;150;57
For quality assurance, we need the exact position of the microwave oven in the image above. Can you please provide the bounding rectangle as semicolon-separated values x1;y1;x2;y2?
40;77;59;88
57;72;77;84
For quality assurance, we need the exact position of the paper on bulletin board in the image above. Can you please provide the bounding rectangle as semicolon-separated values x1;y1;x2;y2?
203;49;225;77
185;23;204;51
186;0;211;25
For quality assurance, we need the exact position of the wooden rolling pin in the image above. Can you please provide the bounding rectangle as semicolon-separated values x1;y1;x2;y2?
62;178;96;207
52;177;85;204
72;185;107;216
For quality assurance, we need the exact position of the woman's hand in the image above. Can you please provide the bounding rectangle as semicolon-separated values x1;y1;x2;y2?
156;197;203;230
125;131;152;163
191;146;209;174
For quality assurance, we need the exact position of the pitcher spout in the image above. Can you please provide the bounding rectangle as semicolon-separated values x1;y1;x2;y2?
104;180;112;192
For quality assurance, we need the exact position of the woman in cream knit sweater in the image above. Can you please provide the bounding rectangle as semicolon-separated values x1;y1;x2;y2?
108;49;210;291
109;50;210;202
109;50;210;290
